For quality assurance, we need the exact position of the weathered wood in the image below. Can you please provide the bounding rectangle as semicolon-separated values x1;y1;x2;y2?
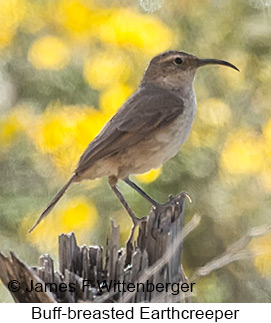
39;254;54;283
106;221;120;283
0;193;189;303
0;252;55;303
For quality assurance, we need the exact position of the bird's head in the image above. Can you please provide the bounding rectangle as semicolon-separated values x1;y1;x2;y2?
141;50;239;92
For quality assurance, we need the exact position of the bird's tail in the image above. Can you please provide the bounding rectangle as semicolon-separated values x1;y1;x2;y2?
28;174;76;233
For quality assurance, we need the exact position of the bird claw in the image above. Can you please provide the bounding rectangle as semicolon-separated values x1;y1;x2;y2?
150;192;192;240
178;192;192;204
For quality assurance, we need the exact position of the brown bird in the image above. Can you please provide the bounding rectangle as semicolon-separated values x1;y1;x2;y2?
29;50;238;234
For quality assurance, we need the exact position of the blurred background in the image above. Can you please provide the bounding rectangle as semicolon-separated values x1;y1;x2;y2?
0;0;271;302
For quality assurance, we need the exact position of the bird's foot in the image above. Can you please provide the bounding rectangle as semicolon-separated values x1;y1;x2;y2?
152;192;192;212
150;192;192;239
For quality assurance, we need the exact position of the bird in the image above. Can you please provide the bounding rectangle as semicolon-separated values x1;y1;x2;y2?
29;50;238;235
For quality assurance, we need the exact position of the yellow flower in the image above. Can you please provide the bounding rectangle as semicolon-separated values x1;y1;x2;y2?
84;51;131;90
251;234;271;277
100;83;134;118
28;36;70;70
34;105;78;153
0;105;40;156
22;196;98;255
257;120;271;192
0;112;24;150
56;0;104;39
262;121;271;167
73;108;108;150
29;104;108;175
98;8;174;55
0;0;26;48
58;197;98;232
220;129;265;175
198;98;231;127
136;168;162;184
0;24;16;48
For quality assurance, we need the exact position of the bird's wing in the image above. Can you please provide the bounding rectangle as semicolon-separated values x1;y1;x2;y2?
75;86;185;175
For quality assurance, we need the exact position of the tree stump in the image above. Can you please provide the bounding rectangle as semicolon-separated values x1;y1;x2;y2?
0;193;191;303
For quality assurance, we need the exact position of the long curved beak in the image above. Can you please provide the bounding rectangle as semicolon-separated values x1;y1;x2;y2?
198;58;239;71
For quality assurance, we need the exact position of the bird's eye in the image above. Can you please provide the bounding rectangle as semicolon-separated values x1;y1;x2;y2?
174;57;183;65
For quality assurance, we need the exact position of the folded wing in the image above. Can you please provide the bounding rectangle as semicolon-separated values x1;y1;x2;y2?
75;85;185;175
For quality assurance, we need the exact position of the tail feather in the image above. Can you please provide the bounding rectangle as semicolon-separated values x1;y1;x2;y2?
28;174;76;233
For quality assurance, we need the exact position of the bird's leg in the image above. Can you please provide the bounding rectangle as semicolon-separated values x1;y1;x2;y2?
108;176;142;246
123;177;160;207
123;177;176;240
